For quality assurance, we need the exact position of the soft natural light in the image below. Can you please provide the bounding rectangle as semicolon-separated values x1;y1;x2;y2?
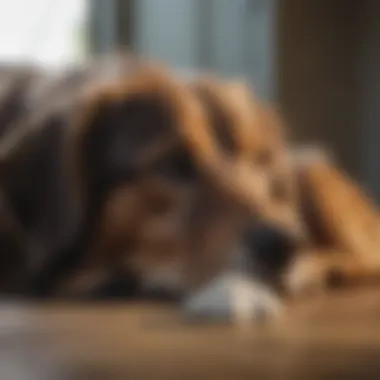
0;0;88;68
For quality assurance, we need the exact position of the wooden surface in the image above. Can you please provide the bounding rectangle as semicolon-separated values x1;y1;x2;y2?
2;288;380;380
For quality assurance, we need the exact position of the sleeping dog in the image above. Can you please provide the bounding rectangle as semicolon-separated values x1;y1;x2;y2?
2;53;374;324
0;54;302;324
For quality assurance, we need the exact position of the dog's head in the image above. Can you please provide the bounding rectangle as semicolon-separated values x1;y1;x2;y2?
61;61;302;297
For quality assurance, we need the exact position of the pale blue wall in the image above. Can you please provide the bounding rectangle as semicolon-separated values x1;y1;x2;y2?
134;0;202;69
132;0;277;101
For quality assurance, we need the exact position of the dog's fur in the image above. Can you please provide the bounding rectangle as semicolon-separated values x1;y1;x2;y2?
1;53;377;325
0;54;300;308
280;147;380;296
57;68;302;301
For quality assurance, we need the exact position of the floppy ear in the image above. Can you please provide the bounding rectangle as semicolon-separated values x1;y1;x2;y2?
73;65;210;202
79;92;176;196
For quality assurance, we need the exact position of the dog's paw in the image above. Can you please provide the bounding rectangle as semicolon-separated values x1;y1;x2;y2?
182;273;281;325
283;255;327;298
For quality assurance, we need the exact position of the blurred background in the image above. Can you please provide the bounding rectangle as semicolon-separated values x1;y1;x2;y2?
0;0;379;197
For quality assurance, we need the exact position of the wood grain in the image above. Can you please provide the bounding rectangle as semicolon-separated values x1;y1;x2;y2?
1;288;380;379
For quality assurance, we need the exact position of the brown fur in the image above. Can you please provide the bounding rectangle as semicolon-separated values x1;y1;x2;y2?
0;53;309;300
284;147;380;296
190;77;303;236
58;63;301;297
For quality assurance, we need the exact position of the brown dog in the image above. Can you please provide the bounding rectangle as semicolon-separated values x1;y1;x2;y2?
46;61;302;323
0;54;310;323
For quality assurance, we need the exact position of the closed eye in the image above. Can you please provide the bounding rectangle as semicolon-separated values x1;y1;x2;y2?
271;177;290;203
151;149;198;183
255;149;273;168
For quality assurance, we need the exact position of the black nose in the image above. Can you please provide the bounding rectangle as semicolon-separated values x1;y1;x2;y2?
242;222;299;279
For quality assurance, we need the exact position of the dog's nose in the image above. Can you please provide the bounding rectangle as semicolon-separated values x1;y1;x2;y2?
246;223;298;268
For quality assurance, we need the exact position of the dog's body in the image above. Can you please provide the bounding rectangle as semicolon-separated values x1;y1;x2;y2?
0;54;299;325
282;148;380;296
0;53;378;324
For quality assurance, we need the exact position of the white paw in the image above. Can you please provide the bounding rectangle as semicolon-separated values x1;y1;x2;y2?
182;273;281;325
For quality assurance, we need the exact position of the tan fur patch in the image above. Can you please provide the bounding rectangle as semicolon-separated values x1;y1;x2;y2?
190;77;303;238
284;147;380;295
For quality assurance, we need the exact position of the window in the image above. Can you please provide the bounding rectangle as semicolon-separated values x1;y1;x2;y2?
0;0;88;68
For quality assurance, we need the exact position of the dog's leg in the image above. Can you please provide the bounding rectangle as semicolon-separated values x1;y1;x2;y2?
283;249;380;298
